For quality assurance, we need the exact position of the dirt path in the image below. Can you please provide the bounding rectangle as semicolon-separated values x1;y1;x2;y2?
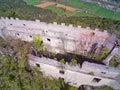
56;4;76;12
35;2;55;8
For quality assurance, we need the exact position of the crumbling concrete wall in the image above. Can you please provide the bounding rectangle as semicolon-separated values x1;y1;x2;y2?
0;17;120;57
28;54;120;89
1;17;120;89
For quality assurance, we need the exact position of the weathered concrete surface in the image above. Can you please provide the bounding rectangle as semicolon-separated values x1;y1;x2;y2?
0;17;120;89
28;54;120;89
0;17;120;58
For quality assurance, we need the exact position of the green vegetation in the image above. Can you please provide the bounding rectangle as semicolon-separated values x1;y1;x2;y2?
24;0;41;5
45;5;93;17
33;34;43;51
0;0;58;22
99;47;109;60
57;16;120;38
98;86;114;90
0;37;77;90
45;5;65;15
59;58;65;64
62;0;120;20
69;59;77;66
0;0;120;90
0;0;120;37
0;0;26;10
0;55;77;90
109;57;117;67
22;0;120;20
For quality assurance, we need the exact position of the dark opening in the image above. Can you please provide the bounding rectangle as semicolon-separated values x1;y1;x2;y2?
73;83;77;85
23;24;26;26
101;72;106;74
17;33;19;36
59;70;64;74
10;24;12;25
36;63;40;67
91;32;95;35
92;78;101;83
30;35;32;38
47;38;51;41
40;41;43;45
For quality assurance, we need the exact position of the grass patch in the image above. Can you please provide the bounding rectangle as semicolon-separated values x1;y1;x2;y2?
24;0;41;5
75;12;93;17
24;0;120;20
45;5;93;17
61;0;120;20
45;5;65;15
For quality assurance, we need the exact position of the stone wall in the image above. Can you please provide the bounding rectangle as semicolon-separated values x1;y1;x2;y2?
1;17;120;89
0;17;120;57
28;54;120;89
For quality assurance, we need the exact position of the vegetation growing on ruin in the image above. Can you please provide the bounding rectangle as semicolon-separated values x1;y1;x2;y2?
99;47;109;61
98;85;114;90
59;58;65;64
70;59;77;66
0;37;77;90
0;36;117;90
0;0;58;22
0;0;120;89
58;16;120;38
109;57;117;67
33;34;44;51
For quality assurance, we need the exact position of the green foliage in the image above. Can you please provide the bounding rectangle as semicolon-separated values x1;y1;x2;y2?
99;86;114;90
69;59;77;66
100;47;109;60
5;11;20;18
58;78;77;90
45;5;65;15
0;38;77;90
0;55;77;90
61;0;120;20
0;0;58;22
0;0;120;38
109;57;117;67
0;0;26;11
13;6;58;22
0;37;6;46
58;16;120;38
23;0;41;5
59;58;65;64
45;5;91;17
33;34;44;51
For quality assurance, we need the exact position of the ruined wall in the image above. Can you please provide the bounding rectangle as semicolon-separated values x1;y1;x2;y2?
0;17;120;57
28;54;120;89
1;17;120;89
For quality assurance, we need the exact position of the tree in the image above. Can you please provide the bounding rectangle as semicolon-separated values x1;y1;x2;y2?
69;59;77;66
59;58;65;64
0;36;77;90
32;34;44;51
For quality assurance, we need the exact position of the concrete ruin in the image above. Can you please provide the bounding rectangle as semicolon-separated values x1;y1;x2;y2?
28;54;120;89
0;17;120;89
0;17;120;56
